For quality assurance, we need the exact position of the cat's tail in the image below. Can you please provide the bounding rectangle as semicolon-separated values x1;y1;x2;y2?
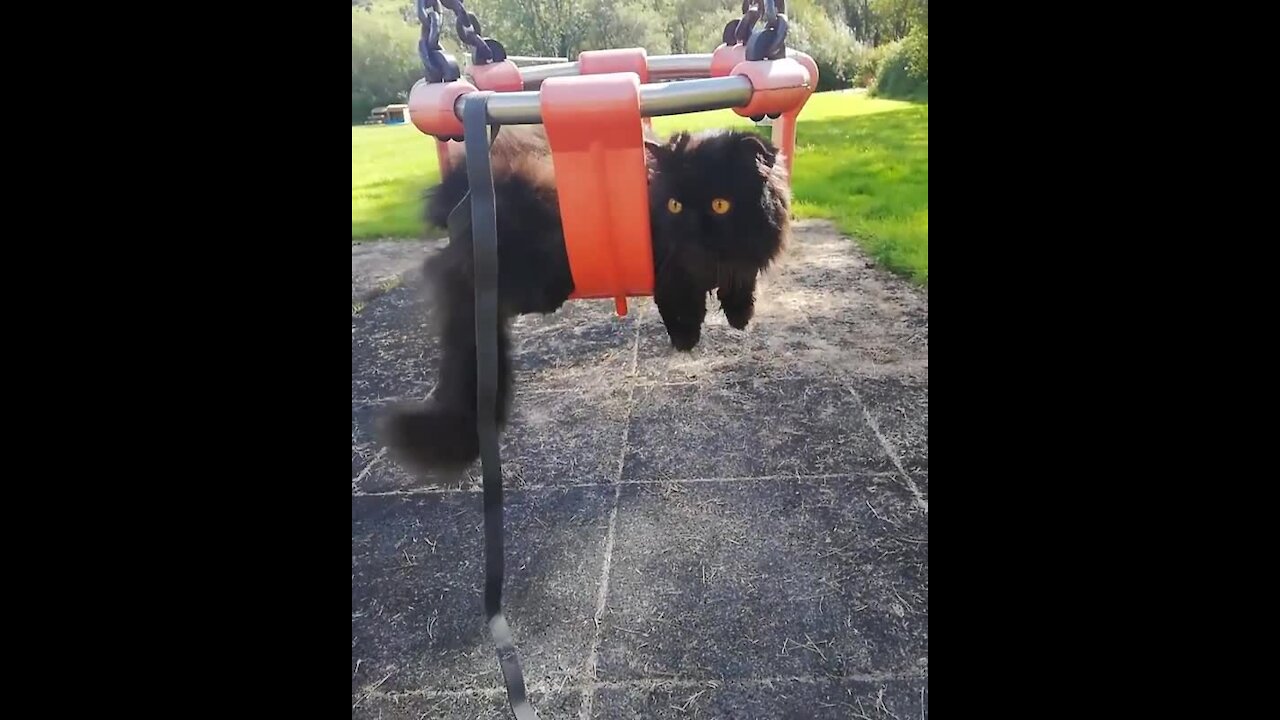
378;306;514;475
378;397;481;473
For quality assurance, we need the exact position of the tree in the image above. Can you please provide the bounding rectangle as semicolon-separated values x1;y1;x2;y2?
351;10;421;122
465;0;591;58
660;0;728;55
584;0;673;54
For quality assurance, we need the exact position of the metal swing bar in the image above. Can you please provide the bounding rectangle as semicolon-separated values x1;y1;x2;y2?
456;74;757;125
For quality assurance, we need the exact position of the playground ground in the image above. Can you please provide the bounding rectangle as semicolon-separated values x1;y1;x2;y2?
352;219;928;718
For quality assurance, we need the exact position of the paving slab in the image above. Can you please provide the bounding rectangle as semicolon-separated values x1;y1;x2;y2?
590;678;927;719
351;238;440;305
352;488;614;695
594;476;927;683
623;377;896;480
352;220;928;718
354;690;580;720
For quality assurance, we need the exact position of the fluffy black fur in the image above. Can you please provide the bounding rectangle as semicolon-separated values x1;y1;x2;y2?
380;126;789;473
646;130;790;349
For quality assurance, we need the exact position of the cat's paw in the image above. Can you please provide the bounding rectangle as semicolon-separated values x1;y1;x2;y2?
667;324;702;351
378;399;480;473
723;304;754;330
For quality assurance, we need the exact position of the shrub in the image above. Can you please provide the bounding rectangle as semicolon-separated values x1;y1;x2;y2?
902;27;928;79
788;11;860;91
351;10;421;123
854;42;892;87
871;37;927;101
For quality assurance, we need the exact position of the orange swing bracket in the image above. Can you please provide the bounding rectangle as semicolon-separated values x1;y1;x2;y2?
541;73;655;317
710;45;818;182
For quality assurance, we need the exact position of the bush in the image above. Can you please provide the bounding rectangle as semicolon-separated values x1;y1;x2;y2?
788;10;860;91
351;10;421;123
584;0;672;55
853;42;892;87
871;37;927;101
902;27;928;79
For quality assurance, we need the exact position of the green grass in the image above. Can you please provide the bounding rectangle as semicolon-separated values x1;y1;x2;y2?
352;91;927;284
788;103;928;284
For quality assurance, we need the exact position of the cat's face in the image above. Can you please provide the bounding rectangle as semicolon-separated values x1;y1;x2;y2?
646;130;790;268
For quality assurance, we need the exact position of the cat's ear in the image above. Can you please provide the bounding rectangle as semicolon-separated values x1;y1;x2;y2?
737;133;778;172
643;138;665;181
644;137;673;171
645;133;689;161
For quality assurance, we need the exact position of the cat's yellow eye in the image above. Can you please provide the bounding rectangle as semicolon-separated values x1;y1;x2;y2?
711;198;732;214
667;198;683;214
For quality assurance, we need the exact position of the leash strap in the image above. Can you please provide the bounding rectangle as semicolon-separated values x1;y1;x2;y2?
459;92;538;720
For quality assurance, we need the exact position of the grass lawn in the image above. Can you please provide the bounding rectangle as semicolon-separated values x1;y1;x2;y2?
352;91;927;284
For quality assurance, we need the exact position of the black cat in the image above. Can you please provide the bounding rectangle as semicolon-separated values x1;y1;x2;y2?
646;129;790;349
380;126;790;473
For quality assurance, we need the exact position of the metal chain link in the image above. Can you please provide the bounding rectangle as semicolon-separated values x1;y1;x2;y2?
723;0;788;59
439;0;506;65
417;0;460;83
733;1;762;45
417;0;508;85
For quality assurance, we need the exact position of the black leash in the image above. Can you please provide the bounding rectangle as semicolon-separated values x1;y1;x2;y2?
454;92;539;720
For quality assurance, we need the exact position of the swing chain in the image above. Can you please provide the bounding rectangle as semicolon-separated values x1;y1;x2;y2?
723;1;759;46
439;0;508;66
723;0;787;58
745;0;789;62
728;1;761;46
417;0;460;83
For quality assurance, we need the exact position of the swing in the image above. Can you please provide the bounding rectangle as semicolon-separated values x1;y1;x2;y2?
404;2;815;717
